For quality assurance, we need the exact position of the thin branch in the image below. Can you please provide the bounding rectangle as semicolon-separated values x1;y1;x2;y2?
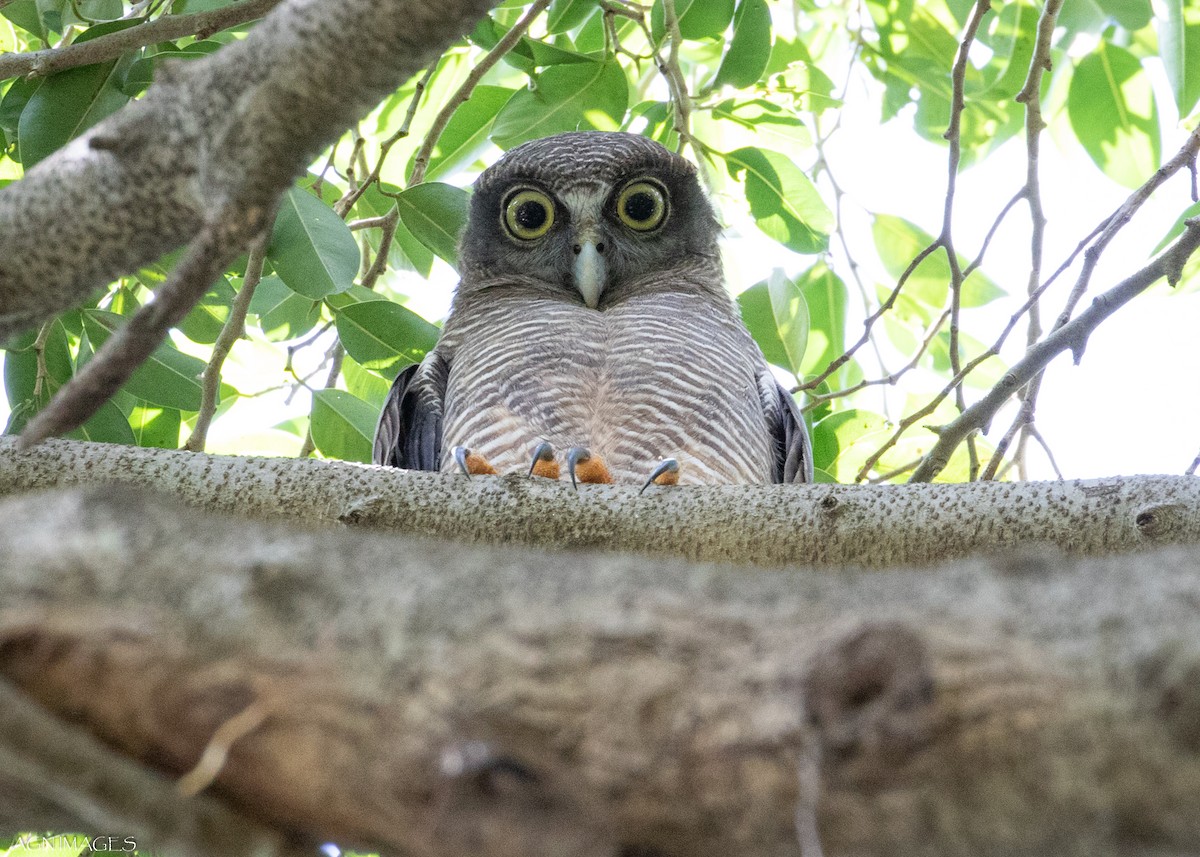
940;0;993;480
333;60;433;217
183;241;267;452
909;219;1200;482
360;206;400;291
408;0;553;187
0;0;281;80
802;308;951;410
801;241;943;392
1186;449;1200;477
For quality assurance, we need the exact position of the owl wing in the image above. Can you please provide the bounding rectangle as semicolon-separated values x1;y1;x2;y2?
763;371;813;483
372;351;448;470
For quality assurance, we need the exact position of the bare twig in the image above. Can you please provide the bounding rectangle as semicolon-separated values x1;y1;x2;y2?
408;0;553;187
334;62;435;216
909;219;1200;482
0;0;281;80
1186;449;1200;477
940;0;993;480
183;241;267;452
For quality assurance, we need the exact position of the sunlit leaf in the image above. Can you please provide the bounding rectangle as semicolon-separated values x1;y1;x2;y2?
766;269;809;376
82;310;205;411
491;60;628;148
724;147;832;254
409;85;513;182
712;0;772;89
249;275;322;342
1067;42;1160;188
310;389;376;463
334;300;439;380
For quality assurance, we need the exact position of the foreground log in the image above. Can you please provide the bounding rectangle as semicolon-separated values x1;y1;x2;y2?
2;438;1200;567
1;484;1199;856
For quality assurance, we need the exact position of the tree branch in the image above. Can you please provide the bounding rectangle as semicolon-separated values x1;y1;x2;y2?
1;437;1198;567
0;0;282;81
2;484;1200;855
910;219;1200;482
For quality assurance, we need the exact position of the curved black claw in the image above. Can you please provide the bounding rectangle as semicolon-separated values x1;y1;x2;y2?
566;446;588;490
566;446;614;489
452;445;472;478
528;441;558;479
639;458;680;495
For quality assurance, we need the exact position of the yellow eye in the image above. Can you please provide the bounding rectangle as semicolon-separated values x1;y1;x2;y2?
616;180;668;231
503;188;555;240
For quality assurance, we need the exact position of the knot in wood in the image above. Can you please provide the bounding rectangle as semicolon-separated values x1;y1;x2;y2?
801;621;936;779
1134;503;1187;539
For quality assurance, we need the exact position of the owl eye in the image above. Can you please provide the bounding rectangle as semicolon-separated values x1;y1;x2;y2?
503;188;555;240
616;180;668;232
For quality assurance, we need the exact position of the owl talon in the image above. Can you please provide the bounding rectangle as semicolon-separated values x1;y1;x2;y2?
639;458;680;494
566;446;613;489
452;446;497;478
528;442;560;480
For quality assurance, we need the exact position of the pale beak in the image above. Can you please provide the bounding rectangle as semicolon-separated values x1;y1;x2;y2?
573;237;605;309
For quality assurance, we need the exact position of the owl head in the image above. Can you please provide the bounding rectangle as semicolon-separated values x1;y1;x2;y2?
457;132;722;308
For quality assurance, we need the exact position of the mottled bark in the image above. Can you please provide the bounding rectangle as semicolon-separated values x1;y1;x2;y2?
1;485;1199;856
0;437;1198;567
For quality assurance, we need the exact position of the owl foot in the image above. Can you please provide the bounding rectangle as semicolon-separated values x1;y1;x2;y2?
566;446;613;489
639;458;680;494
452;446;497;478
527;442;560;480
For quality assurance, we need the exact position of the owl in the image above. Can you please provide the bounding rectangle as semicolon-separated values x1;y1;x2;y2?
374;131;811;488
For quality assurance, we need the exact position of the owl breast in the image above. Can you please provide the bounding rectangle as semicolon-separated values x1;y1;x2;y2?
438;288;774;484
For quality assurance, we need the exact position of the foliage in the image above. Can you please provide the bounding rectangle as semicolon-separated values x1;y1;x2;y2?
1;0;1198;482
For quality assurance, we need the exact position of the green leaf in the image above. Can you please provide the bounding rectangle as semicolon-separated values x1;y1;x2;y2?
249;275;321;341
1095;0;1151;31
795;262;848;377
342;354;392;404
712;0;772;89
546;0;596;33
356;183;435;277
1067;42;1161;188
1160;0;1200;116
128;402;182;448
267;186;360;299
975;0;1037;100
491;60;629;149
178;276;236;345
737;282;791;371
872;214;1004;309
766;269;809;376
17;21;138;166
334;300;439;379
81;309;205;410
67;399;136;445
651;0;736;42
724;147;832;254
811;408;890;482
395;182;471;268
310;389;376;463
409;85;513;182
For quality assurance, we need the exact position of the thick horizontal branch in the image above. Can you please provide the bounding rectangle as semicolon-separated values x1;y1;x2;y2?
1;485;1199;855
1;438;1198;567
0;0;282;81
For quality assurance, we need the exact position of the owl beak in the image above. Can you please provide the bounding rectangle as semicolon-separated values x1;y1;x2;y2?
572;237;605;309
